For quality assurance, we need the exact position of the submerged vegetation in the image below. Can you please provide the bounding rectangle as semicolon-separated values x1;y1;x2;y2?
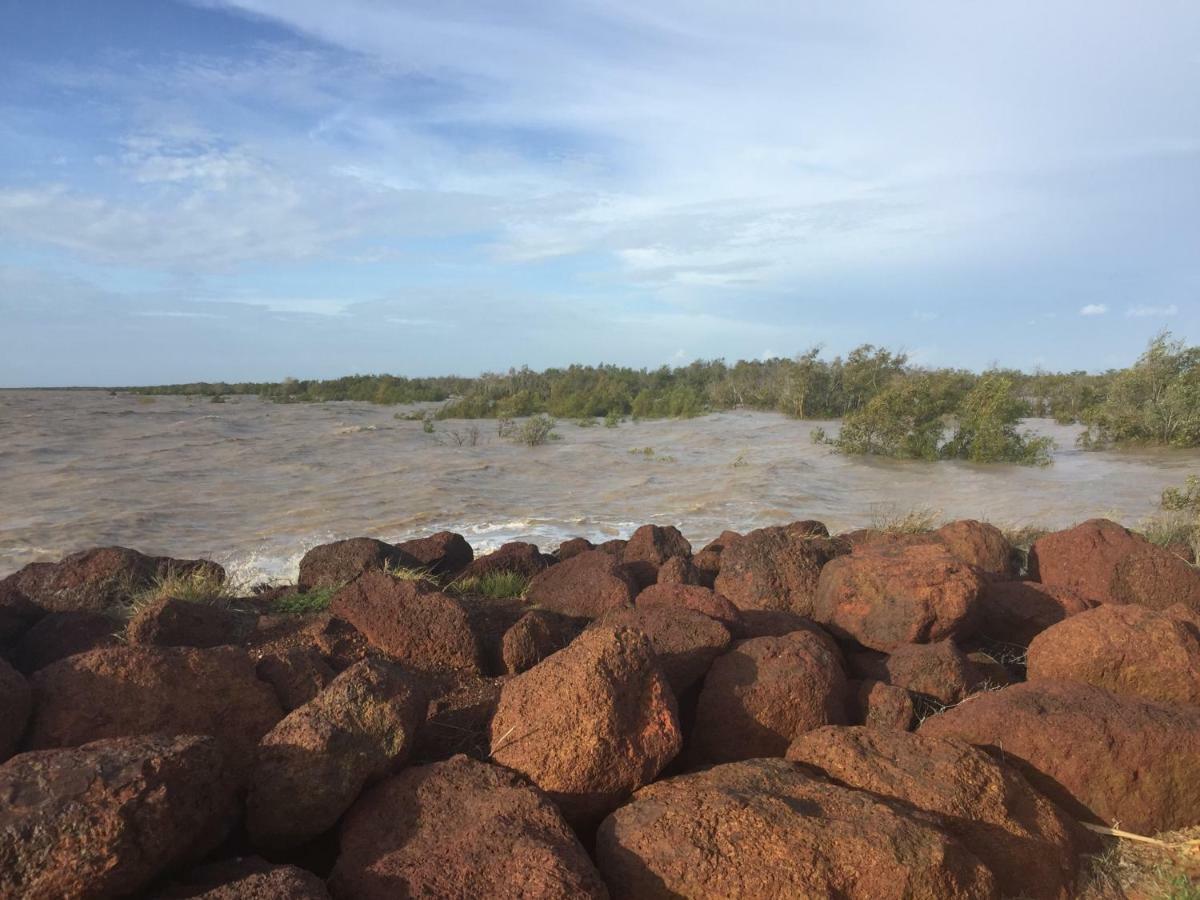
123;332;1199;464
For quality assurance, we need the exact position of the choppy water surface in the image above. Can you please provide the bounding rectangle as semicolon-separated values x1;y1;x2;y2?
2;390;1197;584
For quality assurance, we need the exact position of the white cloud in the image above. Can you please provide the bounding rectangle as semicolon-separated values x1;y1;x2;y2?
1079;304;1108;316
1125;304;1179;318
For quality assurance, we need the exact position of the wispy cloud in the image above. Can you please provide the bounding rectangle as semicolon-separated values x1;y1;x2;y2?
1079;304;1108;317
1125;304;1179;318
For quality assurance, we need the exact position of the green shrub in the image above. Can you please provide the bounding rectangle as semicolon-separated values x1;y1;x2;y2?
502;414;560;446
272;586;337;614
821;375;947;460
941;374;1054;466
449;571;529;600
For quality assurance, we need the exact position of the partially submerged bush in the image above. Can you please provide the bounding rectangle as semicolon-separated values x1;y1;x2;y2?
502;414;560;446
941;374;1054;466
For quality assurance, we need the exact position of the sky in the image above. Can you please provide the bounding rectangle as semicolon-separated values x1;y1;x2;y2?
0;0;1197;386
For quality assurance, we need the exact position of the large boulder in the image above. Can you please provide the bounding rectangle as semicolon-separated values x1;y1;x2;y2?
127;597;257;648
854;640;982;706
152;857;330;899
1026;603;1200;705
813;543;986;651
24;645;284;780
253;645;336;711
787;726;1080;899
691;631;847;764
0;735;237;900
247;658;424;847
1;546;224;615
416;671;507;762
0;582;43;646
714;523;845;616
554;537;594;561
932;520;1017;579
9;610;119;674
592;605;731;696
0;657;31;762
1028;519;1200;610
296;537;410;592
393;531;474;577
975;580;1095;647
634;582;741;632
330;571;483;673
458;541;552;581
621;524;692;589
654;555;700;586
596;758;996;899
489;626;681;827
850;679;916;731
919;680;1200;834
331;756;607;900
524;550;637;618
500;609;584;675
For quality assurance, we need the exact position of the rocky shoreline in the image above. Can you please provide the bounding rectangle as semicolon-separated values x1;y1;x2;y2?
1;518;1198;898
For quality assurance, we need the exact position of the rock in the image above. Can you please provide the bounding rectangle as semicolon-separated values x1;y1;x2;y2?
10;610;118;673
254;645;336;711
976;580;1095;647
1;546;224;615
489;625;681;827
0;735;237;900
622;524;692;589
0;582;43;646
593;605;731;695
554;537;594;561
416;671;507;762
0;657;31;762
500;609;584;674
787;726;1080;899
153;857;329;899
296;537;411;592
655;555;700;585
1026;603;1200;705
330;571;483;673
524;550;638;618
851;679;915;731
813;543;986;651
691;531;739;588
458;542;552;581
691;631;847;764
597;538;628;556
25;645;284;781
919;680;1200;834
247;658;424;847
714;524;846;616
733;608;831;642
1029;518;1200;610
394;531;474;578
860;640;982;706
127;597;257;648
933;520;1017;579
306;615;370;671
635;582;740;630
596;758;996;899
332;756;607;900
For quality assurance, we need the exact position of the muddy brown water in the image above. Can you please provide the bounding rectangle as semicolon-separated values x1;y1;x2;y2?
2;390;1197;584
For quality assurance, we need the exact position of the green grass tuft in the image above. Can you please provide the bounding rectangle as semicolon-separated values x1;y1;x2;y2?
449;570;530;600
272;586;337;614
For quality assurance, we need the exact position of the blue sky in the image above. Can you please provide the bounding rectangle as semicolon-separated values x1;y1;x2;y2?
0;0;1197;385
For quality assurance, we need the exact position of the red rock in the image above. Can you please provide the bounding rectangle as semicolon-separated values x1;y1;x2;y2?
127;597;257;648
813;543;986;651
714;524;846;616
596;758;997;899
554;537;594;561
458;541;552;581
597;538;627;556
25;645;283;781
919;680;1200;834
152;856;330;899
330;571;483;673
489;626;681;827
296;537;411;591
253;644;336;711
786;726;1080;899
0;735;237;899
691;631;847;764
1026;603;1200;705
523;550;637;618
635;582;741;632
332;756;606;900
306;615;371;671
393;531;473;577
850;679;915;731
976;580;1095;647
416;671;507;762
934;520;1018;579
0;657;31;762
1;546;224;615
733;608;835;644
10;610;118;673
655;554;700;585
0;581;42;646
864;640;982;705
622;524;692;589
1029;518;1200;610
500;609;583;674
247;658;424;847
593;605;731;695
699;530;743;555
